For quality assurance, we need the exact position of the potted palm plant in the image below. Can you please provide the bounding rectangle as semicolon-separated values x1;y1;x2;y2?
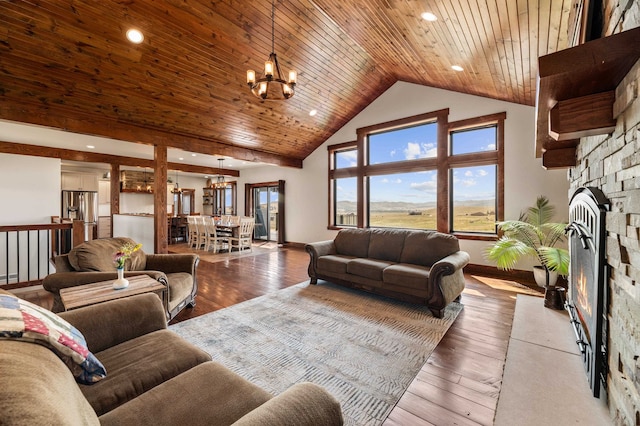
485;196;569;287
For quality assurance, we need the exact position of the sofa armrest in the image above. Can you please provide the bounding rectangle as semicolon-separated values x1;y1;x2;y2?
232;382;343;426
59;293;167;353
305;240;336;282
145;253;199;275
43;272;122;294
305;240;336;258
430;251;470;278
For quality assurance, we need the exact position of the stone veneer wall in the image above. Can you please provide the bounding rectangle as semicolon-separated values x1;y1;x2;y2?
568;3;640;423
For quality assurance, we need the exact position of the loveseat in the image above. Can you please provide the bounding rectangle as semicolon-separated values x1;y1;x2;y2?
43;237;198;321
0;290;344;425
305;228;470;317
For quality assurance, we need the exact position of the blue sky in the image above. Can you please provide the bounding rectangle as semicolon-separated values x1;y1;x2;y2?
335;124;496;203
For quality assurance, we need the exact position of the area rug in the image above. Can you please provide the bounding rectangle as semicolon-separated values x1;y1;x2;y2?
170;281;463;425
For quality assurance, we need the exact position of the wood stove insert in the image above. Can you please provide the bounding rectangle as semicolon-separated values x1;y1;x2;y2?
566;187;609;398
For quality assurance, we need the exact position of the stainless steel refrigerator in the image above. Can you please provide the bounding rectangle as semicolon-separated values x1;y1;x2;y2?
62;190;98;241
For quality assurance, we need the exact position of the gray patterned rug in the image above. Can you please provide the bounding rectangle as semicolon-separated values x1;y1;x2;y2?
170;281;463;425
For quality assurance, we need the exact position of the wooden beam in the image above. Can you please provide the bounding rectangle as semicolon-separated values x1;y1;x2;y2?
110;164;120;218
0;141;239;176
535;27;640;158
549;91;616;141
154;145;168;254
0;104;303;168
542;147;577;169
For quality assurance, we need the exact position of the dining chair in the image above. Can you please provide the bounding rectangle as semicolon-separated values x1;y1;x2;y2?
204;216;227;253
187;216;199;249
195;216;208;250
228;217;255;252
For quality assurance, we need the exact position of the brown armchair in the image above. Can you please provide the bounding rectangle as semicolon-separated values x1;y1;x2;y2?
42;237;198;321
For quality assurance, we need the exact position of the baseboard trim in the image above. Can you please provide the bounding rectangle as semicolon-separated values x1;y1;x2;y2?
465;264;567;290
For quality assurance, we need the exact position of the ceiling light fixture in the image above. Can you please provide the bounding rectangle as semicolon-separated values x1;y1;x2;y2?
421;12;437;22
174;170;181;193
246;0;297;100
126;28;144;44
451;65;464;72
214;158;227;189
309;109;317;116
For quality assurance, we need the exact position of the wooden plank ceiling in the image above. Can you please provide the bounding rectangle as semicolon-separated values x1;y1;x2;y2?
0;0;572;168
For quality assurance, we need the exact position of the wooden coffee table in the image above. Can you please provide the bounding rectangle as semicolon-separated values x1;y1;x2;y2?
60;275;165;311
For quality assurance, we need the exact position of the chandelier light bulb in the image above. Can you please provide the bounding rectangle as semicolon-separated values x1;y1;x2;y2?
288;70;297;84
247;70;256;84
264;60;274;77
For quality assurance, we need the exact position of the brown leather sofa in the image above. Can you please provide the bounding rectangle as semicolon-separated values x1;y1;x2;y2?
306;228;469;318
43;237;198;321
0;290;344;425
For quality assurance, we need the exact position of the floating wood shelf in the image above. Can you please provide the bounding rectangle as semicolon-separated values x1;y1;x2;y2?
535;27;640;169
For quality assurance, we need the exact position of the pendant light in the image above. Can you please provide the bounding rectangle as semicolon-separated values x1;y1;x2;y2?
174;170;182;193
215;159;227;189
246;0;297;100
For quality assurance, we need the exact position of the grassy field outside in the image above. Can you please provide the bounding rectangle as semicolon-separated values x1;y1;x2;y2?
368;204;496;233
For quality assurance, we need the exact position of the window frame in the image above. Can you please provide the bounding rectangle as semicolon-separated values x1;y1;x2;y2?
327;110;505;241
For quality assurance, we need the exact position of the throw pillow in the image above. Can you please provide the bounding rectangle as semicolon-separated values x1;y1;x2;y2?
0;293;106;384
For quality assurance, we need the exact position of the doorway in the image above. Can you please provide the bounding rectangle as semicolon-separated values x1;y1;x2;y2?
246;180;285;244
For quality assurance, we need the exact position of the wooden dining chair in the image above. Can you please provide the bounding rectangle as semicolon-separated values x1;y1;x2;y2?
228;217;255;252
187;216;199;249
195;216;208;250
204;216;228;253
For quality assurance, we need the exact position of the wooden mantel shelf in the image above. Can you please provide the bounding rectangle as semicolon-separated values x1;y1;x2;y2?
535;27;640;169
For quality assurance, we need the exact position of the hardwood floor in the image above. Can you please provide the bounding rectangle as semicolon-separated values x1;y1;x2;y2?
16;245;542;425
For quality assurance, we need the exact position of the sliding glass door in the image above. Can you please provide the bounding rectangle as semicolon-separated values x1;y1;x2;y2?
246;180;284;244
253;186;278;241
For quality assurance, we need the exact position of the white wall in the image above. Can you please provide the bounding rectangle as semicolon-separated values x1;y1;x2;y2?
0;153;61;224
239;81;570;269
0;154;61;282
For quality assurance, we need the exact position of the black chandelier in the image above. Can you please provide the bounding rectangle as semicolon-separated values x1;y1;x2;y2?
246;0;297;100
214;158;227;189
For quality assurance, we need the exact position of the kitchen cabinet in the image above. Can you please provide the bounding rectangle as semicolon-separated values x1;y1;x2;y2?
98;180;110;204
62;172;99;191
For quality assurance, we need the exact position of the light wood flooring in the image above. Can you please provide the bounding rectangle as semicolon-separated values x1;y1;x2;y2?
17;244;543;425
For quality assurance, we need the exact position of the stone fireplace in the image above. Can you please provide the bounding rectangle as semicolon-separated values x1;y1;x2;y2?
568;46;640;425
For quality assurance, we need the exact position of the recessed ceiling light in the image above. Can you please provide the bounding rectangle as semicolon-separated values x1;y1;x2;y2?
126;28;144;44
191;153;197;157
421;12;437;22
86;145;95;149
451;65;464;72
178;157;184;161
309;109;318;116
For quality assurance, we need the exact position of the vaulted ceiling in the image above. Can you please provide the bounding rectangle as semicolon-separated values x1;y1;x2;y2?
0;1;572;168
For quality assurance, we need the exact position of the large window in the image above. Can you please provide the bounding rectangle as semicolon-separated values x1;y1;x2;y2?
328;110;504;238
368;171;437;229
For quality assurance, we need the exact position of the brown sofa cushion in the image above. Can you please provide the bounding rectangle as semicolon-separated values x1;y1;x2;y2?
81;329;211;416
368;228;407;262
383;263;431;291
317;255;355;275
346;258;395;281
334;228;370;258
166;272;194;311
68;237;147;272
99;362;272;426
0;341;100;425
399;231;460;267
